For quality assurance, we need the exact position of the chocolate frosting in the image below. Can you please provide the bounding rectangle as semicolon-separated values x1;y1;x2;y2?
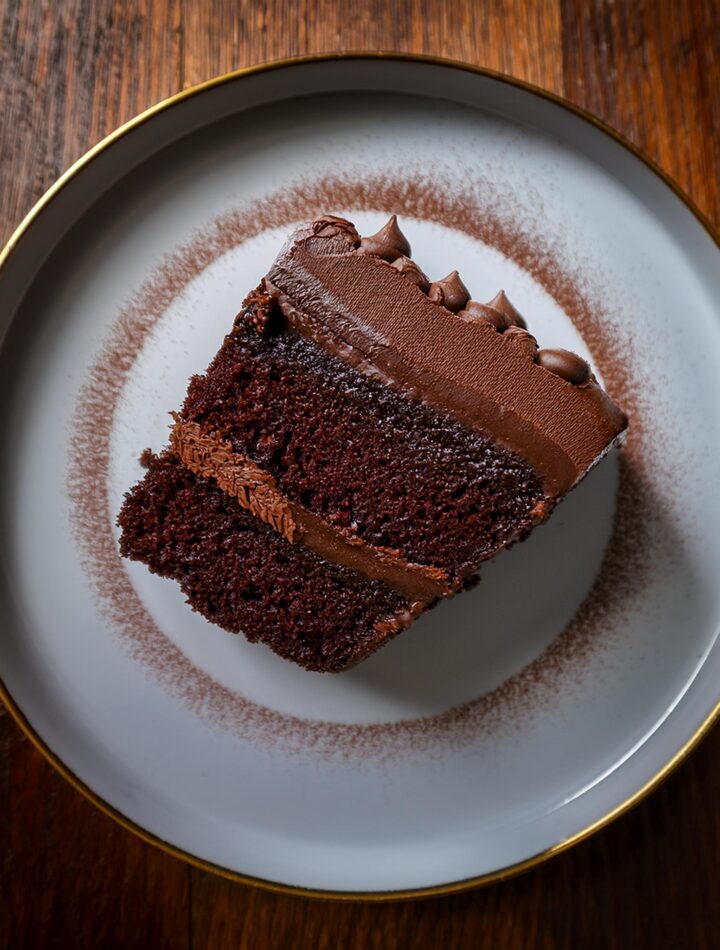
391;255;430;292
170;416;301;541
172;418;454;603
503;326;539;359
458;300;507;330
538;348;591;385
428;270;471;312
312;215;360;242
359;214;411;261
267;217;628;496
486;290;527;329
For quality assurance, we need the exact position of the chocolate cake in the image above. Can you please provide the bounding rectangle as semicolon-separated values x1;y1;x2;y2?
118;215;628;672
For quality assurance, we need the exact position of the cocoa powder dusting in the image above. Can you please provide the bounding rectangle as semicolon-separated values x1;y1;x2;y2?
68;172;657;762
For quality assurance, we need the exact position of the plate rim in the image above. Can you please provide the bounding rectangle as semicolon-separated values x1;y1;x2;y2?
1;50;718;902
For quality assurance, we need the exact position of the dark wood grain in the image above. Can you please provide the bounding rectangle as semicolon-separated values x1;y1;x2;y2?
1;2;718;948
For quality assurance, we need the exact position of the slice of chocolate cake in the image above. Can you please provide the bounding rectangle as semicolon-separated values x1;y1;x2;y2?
118;215;627;672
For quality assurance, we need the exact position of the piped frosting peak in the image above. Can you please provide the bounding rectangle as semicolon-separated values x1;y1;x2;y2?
485;289;527;329
428;271;471;312
359;214;411;261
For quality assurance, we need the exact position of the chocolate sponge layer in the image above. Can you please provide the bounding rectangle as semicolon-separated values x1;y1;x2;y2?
118;452;412;672
180;312;544;574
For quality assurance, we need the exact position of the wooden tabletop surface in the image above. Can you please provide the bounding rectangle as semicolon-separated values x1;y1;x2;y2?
1;2;718;947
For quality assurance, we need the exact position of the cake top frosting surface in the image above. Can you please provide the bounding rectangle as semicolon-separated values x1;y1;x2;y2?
266;214;628;495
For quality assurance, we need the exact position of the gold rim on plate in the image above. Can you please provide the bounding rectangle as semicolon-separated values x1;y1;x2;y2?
0;52;718;902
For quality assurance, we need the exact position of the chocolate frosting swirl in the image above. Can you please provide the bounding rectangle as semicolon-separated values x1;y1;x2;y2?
485;290;527;329
391;255;430;292
359;214;411;261
428;271;471;312
312;214;360;243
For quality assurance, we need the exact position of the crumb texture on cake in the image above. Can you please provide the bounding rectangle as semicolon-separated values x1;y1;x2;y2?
118;453;413;672
171;418;456;602
179;318;545;575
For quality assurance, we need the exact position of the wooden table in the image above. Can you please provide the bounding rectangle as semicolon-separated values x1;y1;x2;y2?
1;2;718;947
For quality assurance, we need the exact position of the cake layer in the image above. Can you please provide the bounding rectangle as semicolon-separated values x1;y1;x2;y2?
170;418;454;601
179;313;546;576
267;217;628;495
118;452;417;672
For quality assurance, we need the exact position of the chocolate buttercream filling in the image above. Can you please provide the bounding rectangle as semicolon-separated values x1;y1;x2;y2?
170;419;455;604
266;226;627;496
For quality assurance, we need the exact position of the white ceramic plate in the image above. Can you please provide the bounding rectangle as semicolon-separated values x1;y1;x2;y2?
1;56;719;898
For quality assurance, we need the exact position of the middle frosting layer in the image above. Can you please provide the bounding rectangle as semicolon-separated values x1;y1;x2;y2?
171;419;455;603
